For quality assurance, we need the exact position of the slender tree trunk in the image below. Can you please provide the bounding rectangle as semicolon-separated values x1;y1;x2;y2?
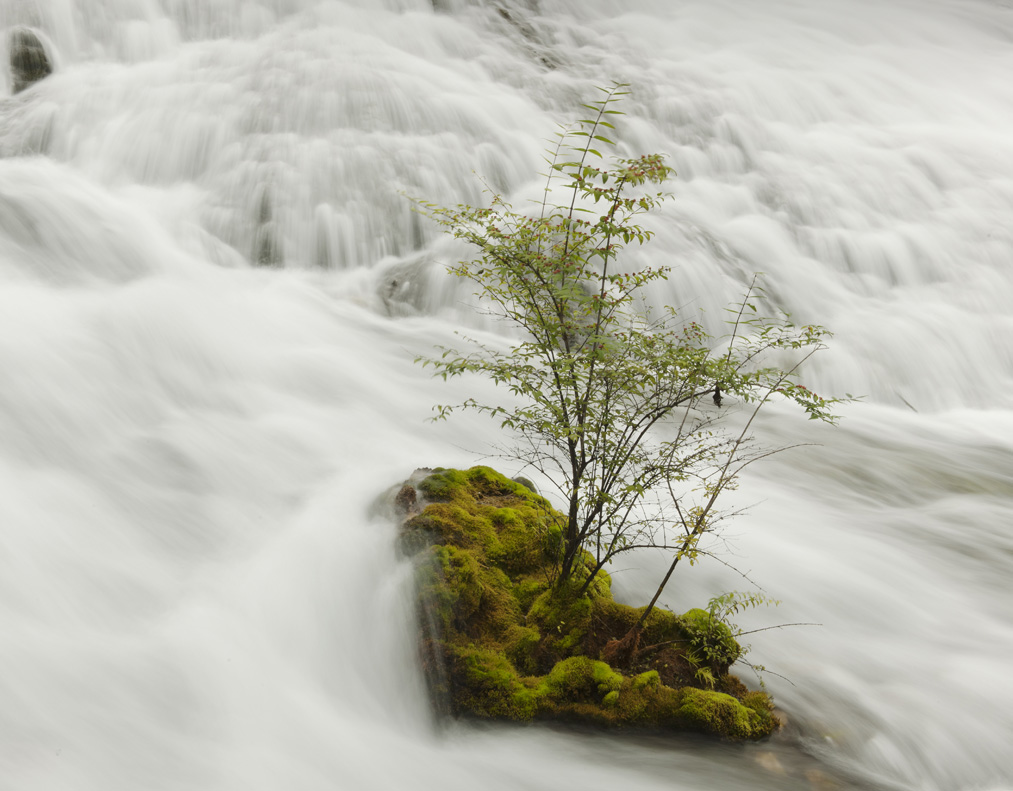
600;555;680;669
556;497;581;586
632;550;683;633
556;448;583;587
604;530;695;668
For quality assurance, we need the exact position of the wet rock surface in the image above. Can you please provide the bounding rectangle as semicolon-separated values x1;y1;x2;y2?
8;27;53;95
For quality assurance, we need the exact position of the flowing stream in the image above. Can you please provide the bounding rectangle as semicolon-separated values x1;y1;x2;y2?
1;1;1012;790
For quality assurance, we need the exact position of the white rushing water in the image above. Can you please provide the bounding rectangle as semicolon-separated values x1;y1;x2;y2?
1;1;1011;789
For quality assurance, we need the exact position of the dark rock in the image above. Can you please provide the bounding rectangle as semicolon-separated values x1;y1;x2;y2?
394;484;419;516
511;475;538;494
9;27;53;95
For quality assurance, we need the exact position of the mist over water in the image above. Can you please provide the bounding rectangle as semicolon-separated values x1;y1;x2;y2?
1;1;1011;790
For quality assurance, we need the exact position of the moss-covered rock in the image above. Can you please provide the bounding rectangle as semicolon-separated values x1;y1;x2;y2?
678;688;770;740
680;607;742;669
396;466;778;740
633;670;661;690
543;656;623;702
448;644;539;720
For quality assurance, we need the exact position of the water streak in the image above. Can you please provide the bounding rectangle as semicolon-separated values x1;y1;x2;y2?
1;1;1012;790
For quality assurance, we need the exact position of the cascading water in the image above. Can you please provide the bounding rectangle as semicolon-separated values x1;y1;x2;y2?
1;1;1011;789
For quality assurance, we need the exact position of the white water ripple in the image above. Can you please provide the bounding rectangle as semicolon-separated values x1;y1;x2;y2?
1;1;1012;790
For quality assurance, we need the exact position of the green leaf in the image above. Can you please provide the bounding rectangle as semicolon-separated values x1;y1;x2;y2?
412;83;841;602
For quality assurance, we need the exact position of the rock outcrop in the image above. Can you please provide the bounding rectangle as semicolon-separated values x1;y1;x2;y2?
8;27;53;95
394;465;778;740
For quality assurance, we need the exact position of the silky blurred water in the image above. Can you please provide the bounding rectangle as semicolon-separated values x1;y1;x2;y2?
1;1;1011;790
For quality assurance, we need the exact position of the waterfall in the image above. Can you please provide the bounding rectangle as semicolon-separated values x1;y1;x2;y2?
1;1;1011;789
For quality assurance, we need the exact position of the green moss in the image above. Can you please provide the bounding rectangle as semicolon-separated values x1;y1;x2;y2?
546;656;598;700
511;684;545;718
680;608;742;669
472;566;521;639
417;544;481;632
592;661;623;695
417;468;468;502
404;504;494;553
489;507;521;527
633;670;660;690
640;606;682;639
400;466;776;741
451;644;537;720
585;567;612;600
487;507;546;573
545;657;622;703
528;588;592;655
512;578;547;612
463;466;514;496
742;689;773;713
741;690;778;734
464;466;548;503
418;466;542;507
542;522;564;562
504;625;542;675
636;684;682;721
678;688;772;739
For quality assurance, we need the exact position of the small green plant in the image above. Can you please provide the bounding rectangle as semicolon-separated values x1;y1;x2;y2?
707;591;781;624
416;84;840;660
686;593;779;684
705;591;822;686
